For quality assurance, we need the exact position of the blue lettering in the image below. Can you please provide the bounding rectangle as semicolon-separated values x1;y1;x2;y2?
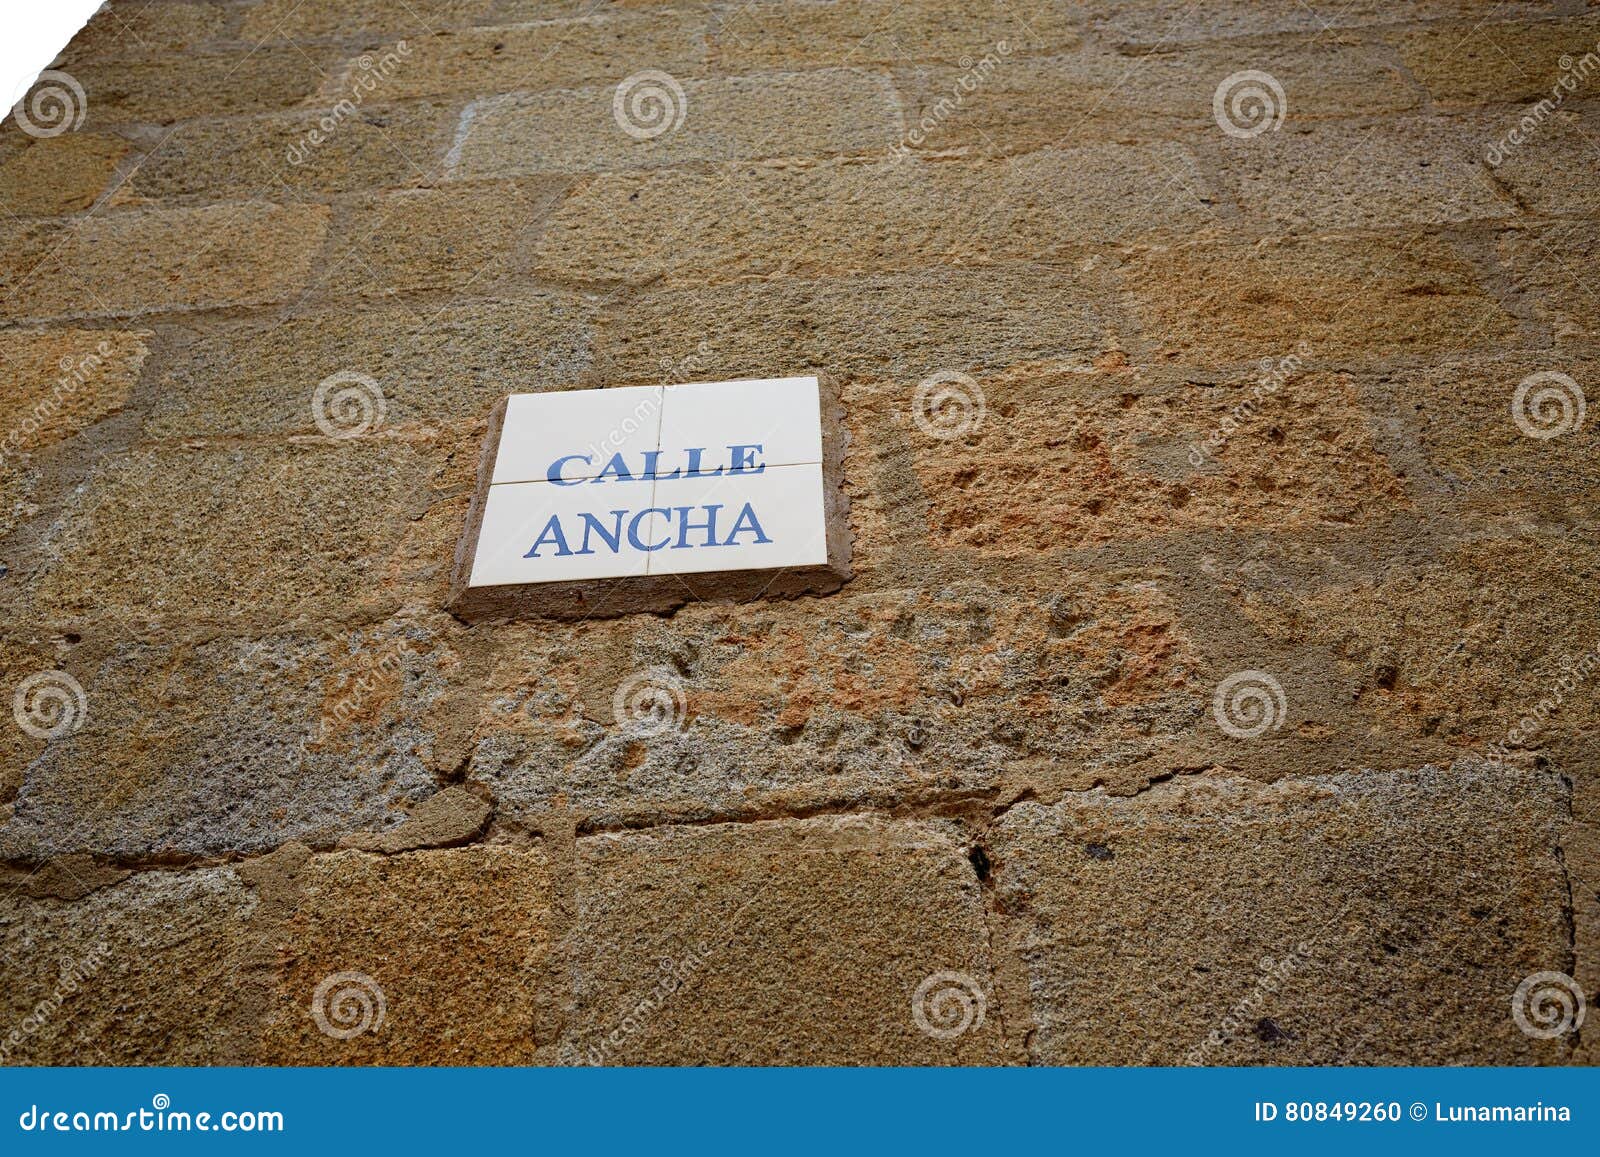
727;444;765;474
628;509;671;551
640;449;681;481
546;454;591;485
525;515;572;557
576;510;629;554
722;502;772;545
673;504;723;549
592;452;636;483
683;447;723;478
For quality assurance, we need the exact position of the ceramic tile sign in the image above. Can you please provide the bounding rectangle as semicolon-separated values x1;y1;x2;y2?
449;375;851;619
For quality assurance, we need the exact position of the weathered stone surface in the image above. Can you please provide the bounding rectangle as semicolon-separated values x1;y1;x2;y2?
339;785;491;852
318;179;568;298
471;580;1203;826
598;265;1116;384
1371;352;1599;516
1486;104;1600;217
0;134;125;216
25;441;439;627
535;146;1214;284
1093;0;1557;48
714;0;1079;69
0;618;462;859
0;203;328;322
850;361;1406;553
68;1;232;56
1498;221;1600;343
1120;236;1517;366
1215;116;1515;232
567;815;1010;1063
128;102;457;201
451;69;901;176
992;763;1573;1064
0;329;148;461
141;295;592;438
0;868;257;1064
0;329;149;546
329;13;706;101
1389;14;1600;107
254;845;553;1063
242;0;493;42
63;48;341;125
0;640;77;804
1228;531;1600;753
896;42;1418;151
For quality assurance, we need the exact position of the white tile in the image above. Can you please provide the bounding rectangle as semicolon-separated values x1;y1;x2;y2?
490;386;663;485
646;462;830;577
468;479;664;586
657;376;822;471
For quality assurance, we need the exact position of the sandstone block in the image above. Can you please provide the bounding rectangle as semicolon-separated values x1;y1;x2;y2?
27;440;437;627
992;763;1572;1064
142;294;593;438
1389;15;1600;107
129;101;457;201
714;0;1079;69
0;619;459;859
243;0;493;42
1498;222;1600;344
0;869;257;1064
534;146;1214;284
0;202;328;322
1120;236;1516;366
255;846;554;1063
0;134;125;216
596;264;1117;384
65;48;339;125
471;579;1204;826
330;13;706;102
0;329;148;462
318;179;568;298
1094;1;1555;48
451;69;900;176
850;360;1406;553
895;42;1417;152
68;1;231;56
1215;116;1514;232
567;815;1010;1063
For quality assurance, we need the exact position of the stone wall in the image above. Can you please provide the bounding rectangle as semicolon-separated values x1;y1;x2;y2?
1;0;1596;1065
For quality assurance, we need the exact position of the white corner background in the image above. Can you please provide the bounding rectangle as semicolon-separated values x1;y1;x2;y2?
3;2;104;125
